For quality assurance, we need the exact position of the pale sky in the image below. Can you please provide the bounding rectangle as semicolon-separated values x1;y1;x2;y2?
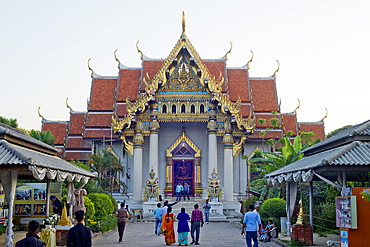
1;1;369;135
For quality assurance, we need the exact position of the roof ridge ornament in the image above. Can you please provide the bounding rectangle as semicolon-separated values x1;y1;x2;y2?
182;11;186;35
247;50;254;70
225;41;232;61
136;41;144;60
278;98;281;112
38;106;44;119
322;108;328;124
87;58;93;78
114;49;121;69
295;99;300;115
66;97;72;114
274;60;280;79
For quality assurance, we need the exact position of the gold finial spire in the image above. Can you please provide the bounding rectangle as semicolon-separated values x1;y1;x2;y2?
323;108;328;124
247;50;254;70
114;49;121;69
66;97;72;114
136;41;143;60
274;60;280;79
87;58;93;78
38;106;44;119
182;11;186;34
295;99;300;115
225;41;232;61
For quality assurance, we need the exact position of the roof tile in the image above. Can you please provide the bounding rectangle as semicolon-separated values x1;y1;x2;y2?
116;104;127;117
142;61;164;91
89;78;117;111
86;114;112;128
227;69;249;102
255;114;281;128
299;123;325;140
204;61;226;92
64;151;91;161
42;122;68;145
250;79;278;112
68;114;86;136
117;69;141;101
281;114;298;136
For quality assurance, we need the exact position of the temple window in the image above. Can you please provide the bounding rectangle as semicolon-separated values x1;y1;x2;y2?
181;104;186;113
162;104;167;113
200;104;205;114
172;105;177;113
190;104;195;113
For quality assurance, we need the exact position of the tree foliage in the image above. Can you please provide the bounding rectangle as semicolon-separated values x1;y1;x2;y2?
326;125;353;139
260;198;286;218
29;129;55;147
0;116;18;128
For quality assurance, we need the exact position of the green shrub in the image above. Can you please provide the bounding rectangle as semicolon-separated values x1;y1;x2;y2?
87;193;116;220
260;198;286;218
99;215;117;233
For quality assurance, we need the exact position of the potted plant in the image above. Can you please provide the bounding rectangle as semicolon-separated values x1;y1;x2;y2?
43;214;60;228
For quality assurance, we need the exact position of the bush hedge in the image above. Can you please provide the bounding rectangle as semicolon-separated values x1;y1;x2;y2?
260;198;286;229
87;193;117;220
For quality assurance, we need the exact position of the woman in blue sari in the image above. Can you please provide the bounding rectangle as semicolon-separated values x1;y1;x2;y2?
177;207;190;246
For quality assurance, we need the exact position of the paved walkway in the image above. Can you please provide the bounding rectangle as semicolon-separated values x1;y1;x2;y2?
93;221;274;247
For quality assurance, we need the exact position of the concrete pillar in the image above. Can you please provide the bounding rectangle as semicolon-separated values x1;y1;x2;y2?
207;101;218;178
223;121;234;202
149;102;160;176
286;181;291;237
46;178;50;217
133;121;144;202
309;181;314;245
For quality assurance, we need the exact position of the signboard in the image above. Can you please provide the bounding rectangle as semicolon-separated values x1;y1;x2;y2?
340;230;348;247
14;183;61;225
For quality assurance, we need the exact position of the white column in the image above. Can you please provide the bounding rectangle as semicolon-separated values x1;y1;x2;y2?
208;132;217;178
0;170;18;247
286;182;291;237
149;133;158;175
46;178;51;217
133;121;144;202
133;148;143;202
149;102;160;176
223;148;233;201
309;181;314;245
223;121;234;202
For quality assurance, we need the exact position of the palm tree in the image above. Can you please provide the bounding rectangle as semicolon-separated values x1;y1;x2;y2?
29;129;55;147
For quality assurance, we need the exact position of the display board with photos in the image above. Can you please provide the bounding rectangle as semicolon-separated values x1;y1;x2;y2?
14;183;61;225
335;196;357;229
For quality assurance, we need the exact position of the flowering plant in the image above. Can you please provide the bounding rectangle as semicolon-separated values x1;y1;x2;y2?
43;214;60;225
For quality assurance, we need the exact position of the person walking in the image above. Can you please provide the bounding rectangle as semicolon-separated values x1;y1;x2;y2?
177;207;190;246
116;203;129;244
183;183;190;201
161;206;176;245
175;183;184;201
190;204;203;245
202;199;211;224
67;210;92;247
16;220;45;247
154;203;162;236
241;205;261;247
161;200;178;220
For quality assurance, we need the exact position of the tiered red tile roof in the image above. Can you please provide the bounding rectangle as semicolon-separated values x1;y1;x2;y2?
41;37;325;161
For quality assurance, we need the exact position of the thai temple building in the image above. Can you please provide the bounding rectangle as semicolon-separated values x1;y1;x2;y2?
40;13;325;213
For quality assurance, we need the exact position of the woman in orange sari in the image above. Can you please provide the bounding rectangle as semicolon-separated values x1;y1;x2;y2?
162;206;176;245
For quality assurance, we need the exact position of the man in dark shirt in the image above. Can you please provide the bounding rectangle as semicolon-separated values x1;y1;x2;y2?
50;195;62;215
190;204;204;245
67;210;92;247
16;220;46;247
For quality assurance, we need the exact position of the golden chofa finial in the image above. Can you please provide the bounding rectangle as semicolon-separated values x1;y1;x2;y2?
225;41;232;61
87;58;93;78
295;99;300;115
322;108;328;124
136;41;143;60
38;106;44;119
274;60;280;79
182;11;186;34
278;98;281;112
247;50;254;70
114;49;121;69
66;97;72;114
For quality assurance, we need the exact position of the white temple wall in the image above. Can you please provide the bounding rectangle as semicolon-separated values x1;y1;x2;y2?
142;136;150;187
233;154;240;194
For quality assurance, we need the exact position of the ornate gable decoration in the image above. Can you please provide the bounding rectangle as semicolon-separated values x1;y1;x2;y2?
112;12;255;136
166;129;201;158
159;56;206;93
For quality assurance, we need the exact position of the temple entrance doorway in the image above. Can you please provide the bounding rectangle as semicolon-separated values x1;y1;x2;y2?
172;143;194;197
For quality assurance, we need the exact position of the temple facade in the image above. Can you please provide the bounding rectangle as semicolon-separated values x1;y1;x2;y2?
40;14;325;209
